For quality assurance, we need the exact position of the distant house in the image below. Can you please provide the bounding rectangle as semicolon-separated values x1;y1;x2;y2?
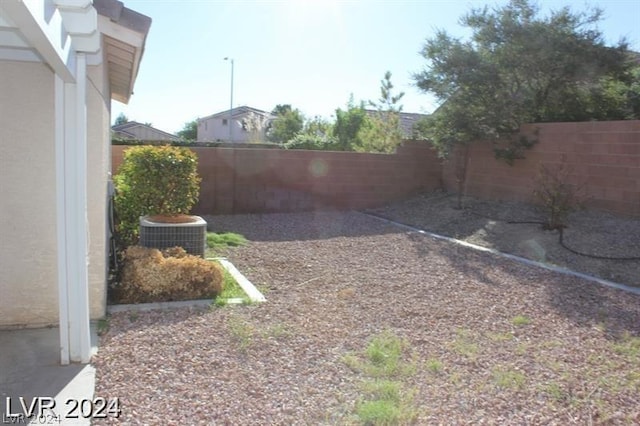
197;106;275;142
112;121;179;141
365;110;430;139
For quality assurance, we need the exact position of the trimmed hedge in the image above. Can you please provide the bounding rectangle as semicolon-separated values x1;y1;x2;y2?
113;145;201;245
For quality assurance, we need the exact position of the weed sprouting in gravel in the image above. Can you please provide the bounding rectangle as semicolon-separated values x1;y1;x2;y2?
492;367;526;390
540;382;567;402
511;315;531;326
365;331;405;377
612;332;640;358
263;323;291;339
356;399;403;425
361;379;402;403
97;317;110;336
343;331;419;424
425;358;444;375
227;315;255;352
451;328;479;358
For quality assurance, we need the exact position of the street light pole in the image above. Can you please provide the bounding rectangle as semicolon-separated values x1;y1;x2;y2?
224;57;234;142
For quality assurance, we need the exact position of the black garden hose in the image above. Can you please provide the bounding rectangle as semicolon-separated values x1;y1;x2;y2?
469;210;640;261
557;228;640;261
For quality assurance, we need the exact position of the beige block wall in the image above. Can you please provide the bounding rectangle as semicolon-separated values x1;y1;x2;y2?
0;61;59;326
0;60;111;327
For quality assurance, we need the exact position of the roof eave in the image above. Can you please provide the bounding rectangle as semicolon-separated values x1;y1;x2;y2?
94;0;151;104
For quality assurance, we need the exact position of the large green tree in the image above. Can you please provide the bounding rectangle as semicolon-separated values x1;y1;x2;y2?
332;96;370;151
267;104;304;143
177;120;198;141
414;0;635;206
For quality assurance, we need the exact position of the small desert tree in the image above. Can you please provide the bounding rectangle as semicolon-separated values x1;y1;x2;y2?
533;157;584;230
414;0;632;208
357;71;406;153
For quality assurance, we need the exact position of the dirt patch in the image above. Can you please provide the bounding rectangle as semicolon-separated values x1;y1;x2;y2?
368;191;640;287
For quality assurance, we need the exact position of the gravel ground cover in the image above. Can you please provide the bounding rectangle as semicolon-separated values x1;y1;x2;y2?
94;211;640;425
368;191;640;288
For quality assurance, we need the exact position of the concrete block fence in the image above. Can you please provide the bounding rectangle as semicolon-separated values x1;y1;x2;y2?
112;120;640;217
112;141;442;215
442;120;640;216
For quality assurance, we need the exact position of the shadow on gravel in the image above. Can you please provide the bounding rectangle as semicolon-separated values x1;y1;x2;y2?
406;232;504;288
101;306;215;341
203;211;404;242
544;278;640;340
406;229;640;340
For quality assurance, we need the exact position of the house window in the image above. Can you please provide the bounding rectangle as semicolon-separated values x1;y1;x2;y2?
222;119;228;126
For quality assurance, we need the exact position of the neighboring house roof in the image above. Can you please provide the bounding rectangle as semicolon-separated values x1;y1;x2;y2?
112;121;179;141
199;106;276;122
365;110;430;138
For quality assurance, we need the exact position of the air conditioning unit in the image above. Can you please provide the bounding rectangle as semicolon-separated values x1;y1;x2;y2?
139;215;207;257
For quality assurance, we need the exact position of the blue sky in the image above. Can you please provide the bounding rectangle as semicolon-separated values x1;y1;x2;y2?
112;0;640;134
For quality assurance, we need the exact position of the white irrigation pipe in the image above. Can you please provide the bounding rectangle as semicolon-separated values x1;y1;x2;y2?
361;212;640;296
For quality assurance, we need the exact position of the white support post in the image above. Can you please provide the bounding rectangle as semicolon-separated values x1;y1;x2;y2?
74;52;91;364
63;78;79;362
55;75;70;366
62;52;91;364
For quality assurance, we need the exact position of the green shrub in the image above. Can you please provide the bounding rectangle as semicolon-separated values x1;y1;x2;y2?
114;145;201;245
284;133;339;150
114;246;223;304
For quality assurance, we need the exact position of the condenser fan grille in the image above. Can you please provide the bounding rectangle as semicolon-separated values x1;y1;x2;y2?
139;216;207;257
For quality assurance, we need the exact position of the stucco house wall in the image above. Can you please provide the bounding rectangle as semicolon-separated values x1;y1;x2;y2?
0;61;59;326
0;60;111;327
0;0;150;363
198;115;236;141
197;106;274;143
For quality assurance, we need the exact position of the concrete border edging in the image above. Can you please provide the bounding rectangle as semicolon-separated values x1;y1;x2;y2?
107;258;265;314
214;258;267;303
361;212;640;296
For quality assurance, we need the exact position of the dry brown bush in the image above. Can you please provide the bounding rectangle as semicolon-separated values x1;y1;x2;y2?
116;246;223;304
